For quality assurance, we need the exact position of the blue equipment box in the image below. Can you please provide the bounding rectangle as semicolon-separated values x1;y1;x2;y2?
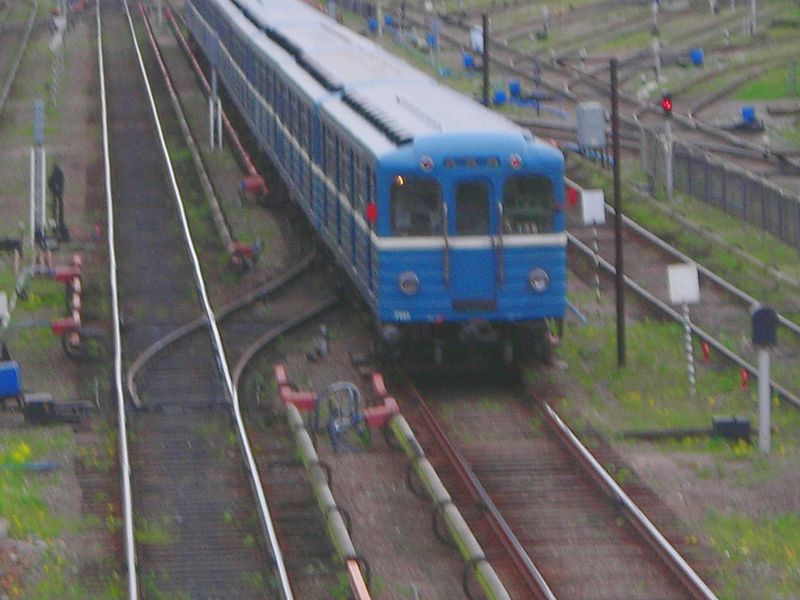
0;361;21;398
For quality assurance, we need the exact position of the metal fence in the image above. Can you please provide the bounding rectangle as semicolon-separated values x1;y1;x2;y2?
642;127;800;251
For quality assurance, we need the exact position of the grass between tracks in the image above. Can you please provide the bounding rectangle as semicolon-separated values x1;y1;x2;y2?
705;511;800;598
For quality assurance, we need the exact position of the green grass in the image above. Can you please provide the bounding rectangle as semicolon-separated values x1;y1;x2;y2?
23;551;125;600
136;517;174;545
0;432;74;539
553;316;800;454
706;511;800;600
736;63;800;100
569;159;800;316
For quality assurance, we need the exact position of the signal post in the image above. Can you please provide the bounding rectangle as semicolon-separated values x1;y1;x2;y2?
661;92;673;201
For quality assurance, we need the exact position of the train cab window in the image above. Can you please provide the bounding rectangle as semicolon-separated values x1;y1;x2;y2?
455;181;490;235
502;175;555;234
391;177;442;237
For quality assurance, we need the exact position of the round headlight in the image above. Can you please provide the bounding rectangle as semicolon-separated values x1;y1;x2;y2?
398;271;420;295
528;268;549;292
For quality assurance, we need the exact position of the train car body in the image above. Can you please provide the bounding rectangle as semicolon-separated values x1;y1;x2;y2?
185;0;567;361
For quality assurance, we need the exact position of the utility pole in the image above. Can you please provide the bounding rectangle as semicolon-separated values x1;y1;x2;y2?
482;13;489;106
611;59;625;367
31;99;46;259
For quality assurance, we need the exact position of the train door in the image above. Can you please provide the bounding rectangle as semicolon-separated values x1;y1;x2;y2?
450;179;496;309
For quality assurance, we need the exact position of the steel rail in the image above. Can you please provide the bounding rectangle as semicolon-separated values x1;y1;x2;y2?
97;1;137;597
126;252;315;407
124;2;294;597
536;400;718;600
0;0;36;115
564;176;799;330
398;2;797;179
599;199;800;336
401;374;557;600
165;4;260;179
225;291;379;600
230;296;338;389
141;7;235;252
567;231;800;410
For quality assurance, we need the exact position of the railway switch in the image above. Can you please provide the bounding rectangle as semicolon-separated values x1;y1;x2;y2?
49;253;84;356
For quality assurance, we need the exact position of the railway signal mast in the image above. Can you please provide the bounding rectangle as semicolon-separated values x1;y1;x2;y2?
752;305;777;455
31;99;46;259
652;37;661;82
661;92;674;201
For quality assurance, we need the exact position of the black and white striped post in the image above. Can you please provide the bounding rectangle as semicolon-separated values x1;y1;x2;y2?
581;189;606;303
668;263;700;395
682;303;696;394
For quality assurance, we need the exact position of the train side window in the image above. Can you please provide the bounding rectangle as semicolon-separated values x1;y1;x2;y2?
502;175;555;234
390;177;442;237
455;181;490;235
340;144;352;199
353;153;364;209
325;129;337;180
366;165;374;204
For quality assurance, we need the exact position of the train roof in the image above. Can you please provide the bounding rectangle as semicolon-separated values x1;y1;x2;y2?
233;0;529;148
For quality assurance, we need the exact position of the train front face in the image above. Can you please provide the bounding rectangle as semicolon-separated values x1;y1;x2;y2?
374;132;567;361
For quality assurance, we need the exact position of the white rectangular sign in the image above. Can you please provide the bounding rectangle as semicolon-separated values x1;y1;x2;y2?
581;189;606;225
0;292;8;328
668;263;700;305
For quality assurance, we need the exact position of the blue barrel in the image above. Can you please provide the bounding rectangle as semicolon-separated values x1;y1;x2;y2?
462;53;475;69
384;14;394;27
426;32;438;49
367;17;378;33
0;361;21;398
690;47;704;66
741;106;756;123
493;90;507;106
509;80;522;98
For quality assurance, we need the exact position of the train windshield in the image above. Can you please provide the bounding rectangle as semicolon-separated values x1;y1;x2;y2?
502;175;556;234
455;181;490;235
391;177;443;236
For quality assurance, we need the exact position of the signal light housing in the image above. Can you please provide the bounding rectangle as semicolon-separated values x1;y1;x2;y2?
661;93;673;117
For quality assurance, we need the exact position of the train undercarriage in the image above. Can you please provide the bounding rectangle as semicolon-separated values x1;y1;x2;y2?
377;317;559;369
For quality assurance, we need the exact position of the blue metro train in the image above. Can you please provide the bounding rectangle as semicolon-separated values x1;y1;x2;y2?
185;0;568;362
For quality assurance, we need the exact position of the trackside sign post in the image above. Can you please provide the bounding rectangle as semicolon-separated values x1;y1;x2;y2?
581;189;605;303
668;263;700;395
751;304;777;455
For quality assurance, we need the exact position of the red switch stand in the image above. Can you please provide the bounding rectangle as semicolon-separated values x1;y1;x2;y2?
50;254;83;355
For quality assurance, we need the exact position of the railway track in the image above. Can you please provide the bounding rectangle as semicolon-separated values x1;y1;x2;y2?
99;1;295;596
126;252;348;597
99;2;793;597
377;1;800;192
0;0;36;116
565;173;800;408
384;369;717;599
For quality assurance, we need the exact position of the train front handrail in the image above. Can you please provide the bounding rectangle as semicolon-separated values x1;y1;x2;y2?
442;201;451;288
495;202;505;285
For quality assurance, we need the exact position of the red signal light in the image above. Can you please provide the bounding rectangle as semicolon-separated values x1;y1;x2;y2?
661;93;673;117
366;202;378;225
